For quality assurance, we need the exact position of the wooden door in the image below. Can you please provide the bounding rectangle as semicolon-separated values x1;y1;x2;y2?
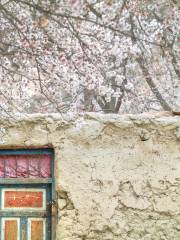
0;149;54;240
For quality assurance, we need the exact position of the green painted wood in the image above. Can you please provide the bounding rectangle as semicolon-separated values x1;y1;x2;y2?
0;184;52;240
0;148;53;156
0;211;47;217
0;178;52;184
0;148;55;240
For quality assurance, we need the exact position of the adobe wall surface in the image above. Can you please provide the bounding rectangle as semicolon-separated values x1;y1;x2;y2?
0;112;180;240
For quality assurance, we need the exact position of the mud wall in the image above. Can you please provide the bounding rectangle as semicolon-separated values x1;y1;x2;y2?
0;112;180;240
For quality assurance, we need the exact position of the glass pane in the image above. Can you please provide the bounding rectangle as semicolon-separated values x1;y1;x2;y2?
40;155;51;178
0;154;52;179
0;157;4;177
17;155;29;178
5;156;17;178
29;155;40;178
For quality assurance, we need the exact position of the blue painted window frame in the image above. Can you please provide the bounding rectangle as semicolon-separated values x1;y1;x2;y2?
0;148;55;240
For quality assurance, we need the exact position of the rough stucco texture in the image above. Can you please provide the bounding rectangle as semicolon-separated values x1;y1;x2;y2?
0;112;180;240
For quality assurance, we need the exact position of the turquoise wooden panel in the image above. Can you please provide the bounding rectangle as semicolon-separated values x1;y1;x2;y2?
0;149;54;240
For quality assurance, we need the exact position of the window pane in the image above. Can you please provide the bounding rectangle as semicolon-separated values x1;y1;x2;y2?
0;154;52;179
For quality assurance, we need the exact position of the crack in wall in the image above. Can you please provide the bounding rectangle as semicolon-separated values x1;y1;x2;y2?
0;113;179;239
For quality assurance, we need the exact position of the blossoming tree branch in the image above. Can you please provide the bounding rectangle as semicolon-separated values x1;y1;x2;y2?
0;0;179;115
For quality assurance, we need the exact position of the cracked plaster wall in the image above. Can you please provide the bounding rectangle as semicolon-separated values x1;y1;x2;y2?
0;112;180;240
